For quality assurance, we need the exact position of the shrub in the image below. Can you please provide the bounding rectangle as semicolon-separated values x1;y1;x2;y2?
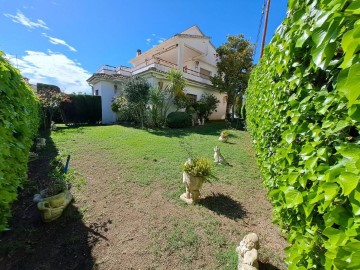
182;158;212;177
61;94;101;124
0;52;39;231
123;77;150;127
166;112;192;128
246;1;360;269
192;94;220;120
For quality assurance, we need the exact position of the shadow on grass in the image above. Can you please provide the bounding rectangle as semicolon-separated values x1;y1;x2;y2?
200;193;247;220
146;120;228;138
0;131;98;270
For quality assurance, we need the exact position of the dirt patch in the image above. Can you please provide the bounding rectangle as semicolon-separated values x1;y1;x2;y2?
0;127;287;270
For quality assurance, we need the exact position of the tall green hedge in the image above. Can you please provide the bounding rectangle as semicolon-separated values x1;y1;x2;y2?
246;1;360;269
0;52;39;231
61;94;101;124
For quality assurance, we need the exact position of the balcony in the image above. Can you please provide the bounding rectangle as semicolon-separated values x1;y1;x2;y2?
96;59;212;86
182;67;212;85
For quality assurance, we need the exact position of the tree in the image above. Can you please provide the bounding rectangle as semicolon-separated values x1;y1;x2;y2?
212;34;254;121
165;68;188;111
38;88;70;130
123;77;150;127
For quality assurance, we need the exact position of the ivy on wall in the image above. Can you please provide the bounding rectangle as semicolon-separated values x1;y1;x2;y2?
0;52;39;231
246;0;360;269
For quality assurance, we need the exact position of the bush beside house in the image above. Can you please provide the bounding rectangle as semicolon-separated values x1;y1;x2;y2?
0;52;39;231
246;1;360;269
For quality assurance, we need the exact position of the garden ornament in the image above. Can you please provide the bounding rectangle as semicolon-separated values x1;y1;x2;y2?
236;233;259;270
214;146;227;164
180;159;204;205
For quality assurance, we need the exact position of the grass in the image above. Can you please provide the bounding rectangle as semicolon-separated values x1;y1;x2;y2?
48;121;286;269
52;122;257;194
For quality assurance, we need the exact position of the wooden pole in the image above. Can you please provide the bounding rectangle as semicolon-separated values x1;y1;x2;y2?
260;0;271;58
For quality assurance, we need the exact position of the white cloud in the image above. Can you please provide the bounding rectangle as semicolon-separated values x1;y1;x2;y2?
4;10;48;29
42;33;77;52
6;51;91;93
146;34;166;46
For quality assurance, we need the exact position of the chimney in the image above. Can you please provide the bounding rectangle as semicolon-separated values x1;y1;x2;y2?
136;49;142;56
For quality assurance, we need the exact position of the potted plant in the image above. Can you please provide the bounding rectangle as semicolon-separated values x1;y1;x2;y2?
219;130;229;142
180;158;213;205
36;157;73;222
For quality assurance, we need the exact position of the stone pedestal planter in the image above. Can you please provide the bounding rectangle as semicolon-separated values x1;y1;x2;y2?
180;172;204;205
218;135;228;142
37;190;73;222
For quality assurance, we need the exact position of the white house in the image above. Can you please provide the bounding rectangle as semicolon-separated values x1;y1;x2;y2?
87;25;227;124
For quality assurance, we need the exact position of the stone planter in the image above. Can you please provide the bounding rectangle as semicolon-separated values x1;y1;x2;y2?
180;172;205;205
37;190;73;222
218;135;228;143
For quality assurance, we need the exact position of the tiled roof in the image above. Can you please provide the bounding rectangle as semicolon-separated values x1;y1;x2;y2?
86;73;127;83
175;34;210;39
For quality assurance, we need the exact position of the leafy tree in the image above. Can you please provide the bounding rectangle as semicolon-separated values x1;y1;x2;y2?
123;77;150;127
212;34;254;121
192;94;220;120
38;88;70;130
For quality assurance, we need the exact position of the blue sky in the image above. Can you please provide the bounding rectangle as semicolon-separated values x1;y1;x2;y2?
1;0;287;93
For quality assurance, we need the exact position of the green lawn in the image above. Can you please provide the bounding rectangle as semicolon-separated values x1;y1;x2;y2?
50;121;286;269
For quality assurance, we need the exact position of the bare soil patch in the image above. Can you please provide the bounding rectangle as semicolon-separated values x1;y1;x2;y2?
0;123;287;269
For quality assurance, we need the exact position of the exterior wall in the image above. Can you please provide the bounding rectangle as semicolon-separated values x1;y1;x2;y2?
94;81;117;124
184;85;227;120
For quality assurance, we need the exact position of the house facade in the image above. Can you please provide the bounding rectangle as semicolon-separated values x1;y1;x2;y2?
87;25;227;124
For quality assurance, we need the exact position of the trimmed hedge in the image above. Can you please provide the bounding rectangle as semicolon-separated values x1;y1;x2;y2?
61;94;101;124
246;1;360;269
166;112;192;128
0;52;39;231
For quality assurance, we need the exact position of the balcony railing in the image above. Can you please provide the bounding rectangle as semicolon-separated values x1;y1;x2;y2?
182;67;212;84
96;59;212;85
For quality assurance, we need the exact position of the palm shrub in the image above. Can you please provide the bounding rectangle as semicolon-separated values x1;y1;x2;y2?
246;1;360;269
0;52;39;231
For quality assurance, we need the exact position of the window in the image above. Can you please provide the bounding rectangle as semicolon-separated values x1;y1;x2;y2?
200;68;211;79
158;81;164;90
186;94;197;104
95;89;99;96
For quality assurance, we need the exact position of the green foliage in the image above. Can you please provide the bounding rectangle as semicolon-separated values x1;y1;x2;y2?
192;94;220;120
182;158;212;178
166;112;192;128
0;51;39;231
38;89;70;130
166;68;188;110
47;156;74;196
234;94;246;119
212;34;254;120
123;77;150;127
148;86;167;127
61;94;101;124
220;130;229;138
246;1;360;269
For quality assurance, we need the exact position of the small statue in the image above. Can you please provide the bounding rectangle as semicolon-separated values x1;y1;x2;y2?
214;146;227;164
236;233;259;270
